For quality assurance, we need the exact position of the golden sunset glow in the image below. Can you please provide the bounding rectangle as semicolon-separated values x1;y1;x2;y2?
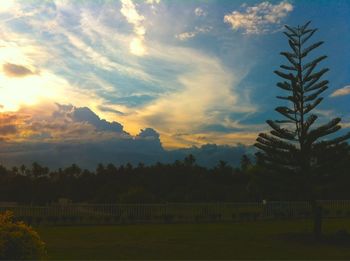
0;0;347;156
0;74;58;111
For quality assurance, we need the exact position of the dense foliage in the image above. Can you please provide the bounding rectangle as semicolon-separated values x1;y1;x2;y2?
0;211;46;260
0;145;349;205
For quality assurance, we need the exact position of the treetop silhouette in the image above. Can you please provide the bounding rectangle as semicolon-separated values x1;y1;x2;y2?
255;21;350;173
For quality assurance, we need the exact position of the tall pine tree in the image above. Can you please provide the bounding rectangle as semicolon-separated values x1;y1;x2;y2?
255;21;350;236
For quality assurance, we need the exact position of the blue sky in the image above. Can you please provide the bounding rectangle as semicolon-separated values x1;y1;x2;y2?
0;0;349;152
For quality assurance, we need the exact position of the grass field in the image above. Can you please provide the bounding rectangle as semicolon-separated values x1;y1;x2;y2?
37;219;350;260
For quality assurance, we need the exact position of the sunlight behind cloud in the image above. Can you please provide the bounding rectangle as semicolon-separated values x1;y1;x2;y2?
130;37;147;56
0;72;64;112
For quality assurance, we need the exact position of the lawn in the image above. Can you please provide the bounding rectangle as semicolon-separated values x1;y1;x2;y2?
37;219;350;260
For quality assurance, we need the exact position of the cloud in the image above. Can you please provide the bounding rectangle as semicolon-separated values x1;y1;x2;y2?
194;7;207;17
176;32;196;41
3;63;37;77
136;128;160;140
0;110;254;169
98;105;125;115
123;43;258;148
331;85;350;97
145;0;160;4
0;1;259;149
176;26;212;41
0;1;17;13
0;103;165;145
120;0;147;56
224;1;293;34
71;106;125;133
340;121;350;129
0;125;17;135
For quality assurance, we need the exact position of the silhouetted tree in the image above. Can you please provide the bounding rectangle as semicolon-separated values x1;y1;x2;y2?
184;154;196;167
96;163;105;175
255;21;350;237
240;155;252;171
31;162;49;178
11;167;19;175
19;164;27;175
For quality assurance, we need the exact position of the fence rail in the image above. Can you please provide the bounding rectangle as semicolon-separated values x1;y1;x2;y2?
1;201;350;225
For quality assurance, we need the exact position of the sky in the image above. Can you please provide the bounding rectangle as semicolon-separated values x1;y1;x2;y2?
0;0;349;167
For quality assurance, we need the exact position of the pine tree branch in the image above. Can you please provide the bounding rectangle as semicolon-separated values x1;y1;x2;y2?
303;98;323;114
258;133;297;150
305;80;328;92
304;68;329;83
304;86;328;102
303;56;327;71
303;114;318;134
306;118;342;144
274;70;295;81
301;29;317;44
277;81;292;91
280;52;299;68
301;41;324;58
321;132;350;146
300;21;312;34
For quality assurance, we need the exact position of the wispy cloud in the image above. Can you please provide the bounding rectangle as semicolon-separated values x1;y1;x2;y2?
331;85;350;97
224;1;293;34
120;0;149;56
123;42;258;147
195;7;207;17
176;26;212;41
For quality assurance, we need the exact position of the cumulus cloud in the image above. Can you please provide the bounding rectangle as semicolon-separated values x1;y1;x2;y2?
3;63;36;77
136;128;160;140
176;26;212;41
0;104;254;169
224;1;293;34
0;103;165;146
0;103;180;169
331;85;350;97
71;106;125;133
194;7;207;17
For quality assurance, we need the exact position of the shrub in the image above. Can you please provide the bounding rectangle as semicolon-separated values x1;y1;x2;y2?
0;211;46;260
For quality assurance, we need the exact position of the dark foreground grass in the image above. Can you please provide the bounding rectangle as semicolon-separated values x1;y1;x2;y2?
37;219;350;260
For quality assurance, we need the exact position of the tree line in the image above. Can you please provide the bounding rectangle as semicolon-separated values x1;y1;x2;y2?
0;143;348;205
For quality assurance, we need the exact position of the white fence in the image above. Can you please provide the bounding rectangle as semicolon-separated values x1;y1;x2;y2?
1;201;350;225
